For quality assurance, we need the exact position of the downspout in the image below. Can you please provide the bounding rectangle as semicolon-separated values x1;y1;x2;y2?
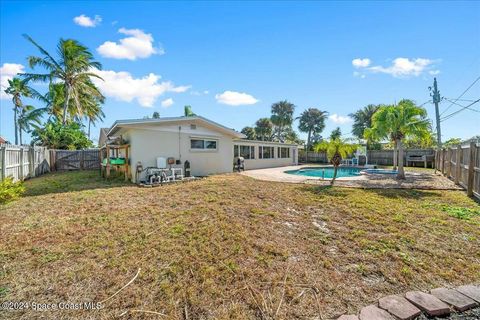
178;125;181;161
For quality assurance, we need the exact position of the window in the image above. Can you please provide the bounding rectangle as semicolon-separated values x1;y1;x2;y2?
234;145;255;159
191;138;217;150
278;147;290;158
259;146;275;159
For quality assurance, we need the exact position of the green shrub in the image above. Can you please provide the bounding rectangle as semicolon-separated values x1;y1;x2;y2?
0;177;25;204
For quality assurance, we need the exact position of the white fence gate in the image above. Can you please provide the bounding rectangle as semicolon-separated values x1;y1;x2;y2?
0;144;50;182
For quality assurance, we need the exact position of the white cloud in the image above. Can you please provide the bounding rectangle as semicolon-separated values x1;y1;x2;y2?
97;28;163;60
161;98;174;108
73;14;102;27
329;114;352;124
353;71;366;79
352;58;371;68
90;68;189;107
0;63;25;100
215;90;258;106
353;57;438;78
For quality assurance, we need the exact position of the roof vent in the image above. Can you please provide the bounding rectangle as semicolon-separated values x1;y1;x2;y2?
190;124;197;130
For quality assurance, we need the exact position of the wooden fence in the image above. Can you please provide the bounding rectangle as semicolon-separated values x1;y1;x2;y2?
0;146;101;182
300;148;435;167
0;144;50;182
435;142;479;200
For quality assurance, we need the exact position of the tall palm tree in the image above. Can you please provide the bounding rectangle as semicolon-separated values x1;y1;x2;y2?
349;104;380;141
17;105;46;144
241;126;256;140
365;100;430;179
297;108;328;150
314;138;358;185
21;35;103;124
254;118;273;141
4;78;32;145
270;100;295;142
184;105;196;117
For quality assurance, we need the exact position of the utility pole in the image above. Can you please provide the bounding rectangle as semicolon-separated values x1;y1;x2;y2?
430;77;442;148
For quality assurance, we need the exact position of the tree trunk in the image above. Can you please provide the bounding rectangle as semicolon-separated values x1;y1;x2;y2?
331;165;338;185
62;85;70;125
397;139;405;179
13;106;18;145
393;140;398;170
307;129;312;151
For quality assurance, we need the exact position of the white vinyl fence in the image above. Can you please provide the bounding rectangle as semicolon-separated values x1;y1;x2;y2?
0;144;50;182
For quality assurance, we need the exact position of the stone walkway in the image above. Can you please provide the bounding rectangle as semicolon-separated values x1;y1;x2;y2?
337;284;480;320
241;165;463;190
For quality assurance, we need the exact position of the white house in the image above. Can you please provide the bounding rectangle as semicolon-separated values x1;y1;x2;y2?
103;116;298;181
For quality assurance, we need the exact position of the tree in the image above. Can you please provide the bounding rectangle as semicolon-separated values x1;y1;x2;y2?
350;104;380;141
270;100;295;142
443;137;462;148
4;78;34;145
31;119;93;150
241;126;256;140
22;35;103;124
152;111;160;119
314;138;358;185
184;105;196;117
297;108;328;150
17;105;46;145
254;118;273;141
365;99;431;179
330;127;342;140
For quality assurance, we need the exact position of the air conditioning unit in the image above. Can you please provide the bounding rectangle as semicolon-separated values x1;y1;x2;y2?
156;157;167;169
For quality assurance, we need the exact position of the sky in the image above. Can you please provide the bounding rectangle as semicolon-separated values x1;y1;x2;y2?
1;1;479;145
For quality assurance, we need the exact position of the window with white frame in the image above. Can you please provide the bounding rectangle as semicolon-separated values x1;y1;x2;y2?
278;147;290;158
234;145;255;159
259;146;275;159
190;138;218;150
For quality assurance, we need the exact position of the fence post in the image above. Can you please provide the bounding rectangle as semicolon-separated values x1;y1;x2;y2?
441;149;445;175
455;144;462;184
80;149;85;170
0;145;5;181
29;147;35;178
19;147;24;181
467;141;475;196
446;148;451;177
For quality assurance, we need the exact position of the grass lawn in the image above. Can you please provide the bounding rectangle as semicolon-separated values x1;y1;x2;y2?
1;170;479;319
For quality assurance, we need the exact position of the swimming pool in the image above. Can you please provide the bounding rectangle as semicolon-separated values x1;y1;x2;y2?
285;167;363;178
285;167;398;179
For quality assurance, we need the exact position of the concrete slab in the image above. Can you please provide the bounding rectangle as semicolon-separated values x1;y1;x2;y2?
456;285;480;303
405;291;450;316
431;287;478;311
337;315;359;320
378;295;421;320
359;305;396;320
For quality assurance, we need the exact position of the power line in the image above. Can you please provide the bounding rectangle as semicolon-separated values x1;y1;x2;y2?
440;75;480;116
443;97;480;113
440;98;480;122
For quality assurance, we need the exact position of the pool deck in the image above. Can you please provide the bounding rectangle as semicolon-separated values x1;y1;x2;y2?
240;165;463;190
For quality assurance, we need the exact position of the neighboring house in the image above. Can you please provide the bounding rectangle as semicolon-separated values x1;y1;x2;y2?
0;136;7;144
104;116;298;180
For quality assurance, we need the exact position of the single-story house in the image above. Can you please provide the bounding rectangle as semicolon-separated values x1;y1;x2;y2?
102;116;298;181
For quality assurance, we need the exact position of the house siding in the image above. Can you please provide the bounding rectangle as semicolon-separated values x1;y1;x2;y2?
233;140;298;170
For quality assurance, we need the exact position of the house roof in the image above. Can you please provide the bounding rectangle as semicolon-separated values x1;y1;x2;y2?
107;116;246;139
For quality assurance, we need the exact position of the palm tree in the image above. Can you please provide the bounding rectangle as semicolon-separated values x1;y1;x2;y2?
314;138;358;185
241;126;256;140
330;127;342;140
17;105;46;144
349;104;380;141
254;118;273;141
297;108;328;150
4;78;32;145
21;35;103;124
270;100;295;142
365;99;430;179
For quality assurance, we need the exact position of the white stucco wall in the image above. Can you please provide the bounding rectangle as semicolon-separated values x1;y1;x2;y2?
122;124;234;181
233;140;298;170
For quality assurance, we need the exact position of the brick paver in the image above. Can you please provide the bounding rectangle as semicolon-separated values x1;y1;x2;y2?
431;287;478;311
359;305;396;320
378;294;421;320
456;285;480;303
405;291;450;317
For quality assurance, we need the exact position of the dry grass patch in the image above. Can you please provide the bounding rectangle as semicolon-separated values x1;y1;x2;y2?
0;171;479;319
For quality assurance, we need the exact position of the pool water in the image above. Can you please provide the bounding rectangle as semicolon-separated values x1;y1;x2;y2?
285;167;363;178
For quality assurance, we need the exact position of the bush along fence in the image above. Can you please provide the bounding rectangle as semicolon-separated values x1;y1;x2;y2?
435;141;479;200
0;145;101;182
299;148;435;167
